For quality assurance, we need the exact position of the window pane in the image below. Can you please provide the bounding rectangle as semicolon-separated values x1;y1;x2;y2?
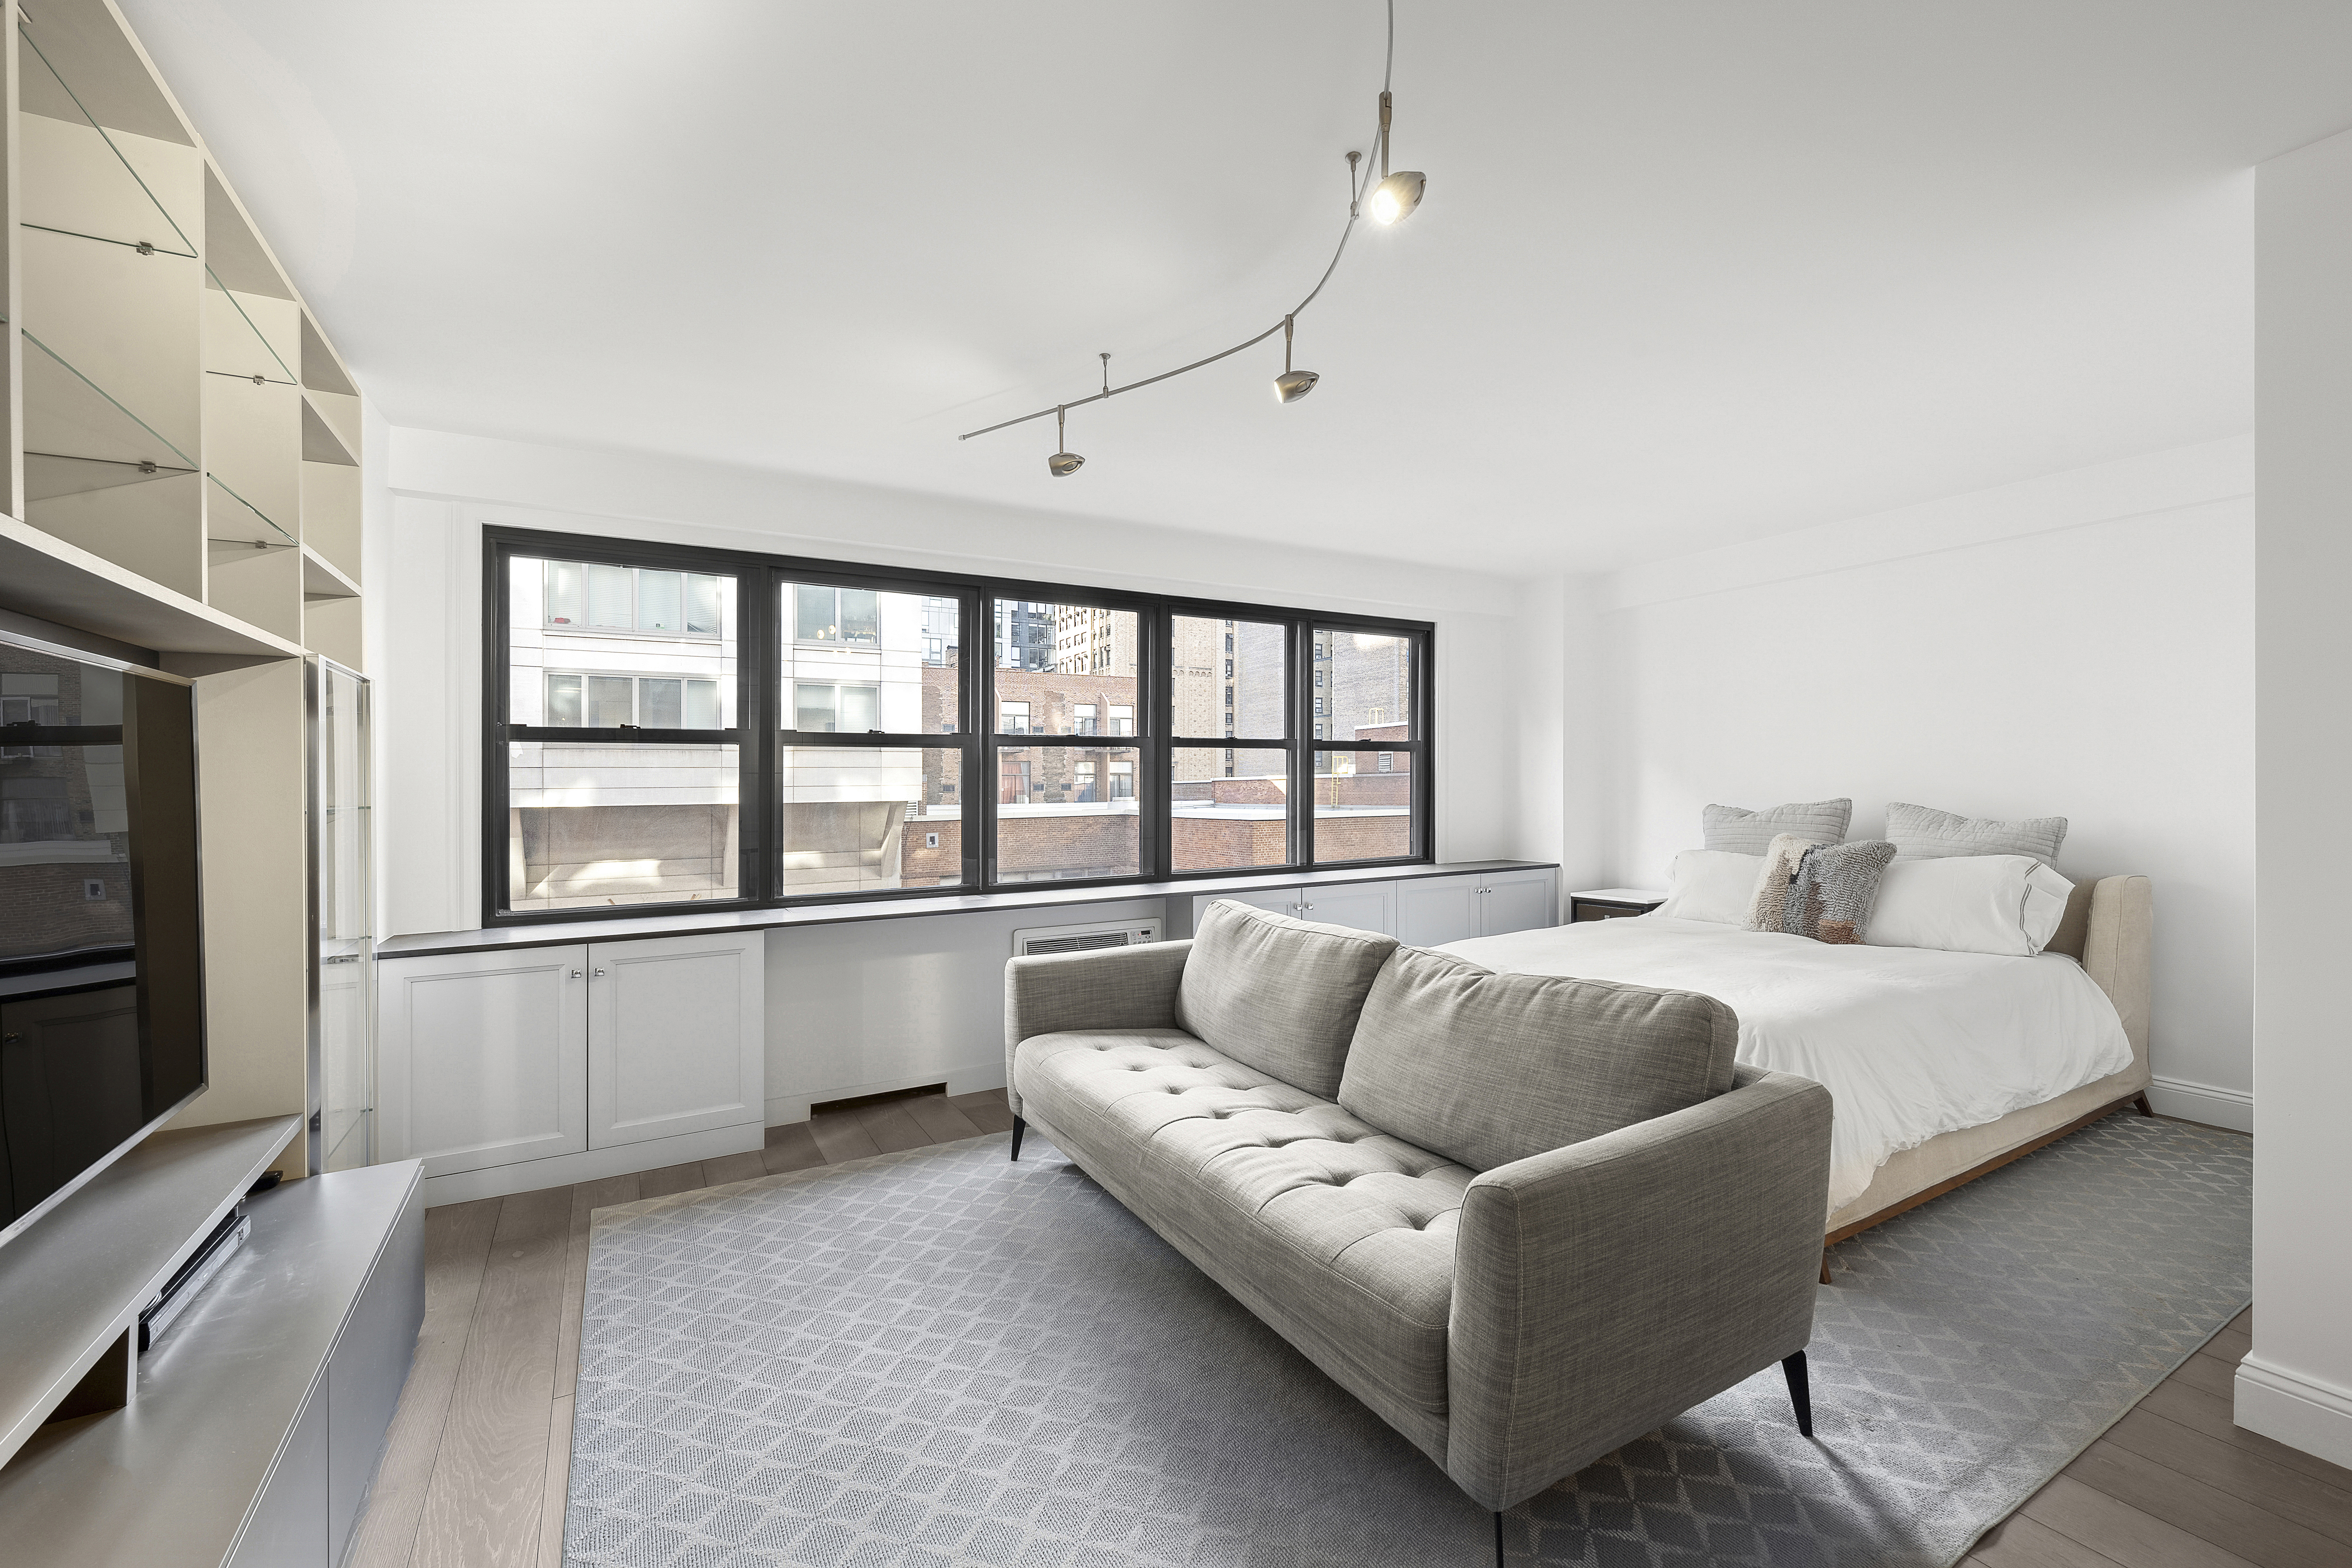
507;741;740;911
545;673;581;726
1173;616;1284;740
545;561;582;626
839;684;879;732
795;683;838;732
996;744;1140;882
584;676;634;727
683;678;721;729
779;747;963;895
995;601;1139;737
795;584;837;642
839;589;879;645
637;570;683;632
586;564;633;628
1314;750;1413;862
639;678;682;728
784;583;938;733
1173;747;1288;871
512;556;736;728
1317;629;1415;741
686;574;723;635
997;699;1030;735
1109;704;1133;736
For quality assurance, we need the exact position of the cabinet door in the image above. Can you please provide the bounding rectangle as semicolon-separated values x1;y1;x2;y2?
227;1374;327;1568
1292;881;1396;937
1478;868;1560;937
1394;875;1482;948
1191;887;1300;929
588;932;765;1149
379;947;587;1177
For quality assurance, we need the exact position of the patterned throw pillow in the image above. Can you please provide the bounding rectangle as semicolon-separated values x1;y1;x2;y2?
1745;833;1898;945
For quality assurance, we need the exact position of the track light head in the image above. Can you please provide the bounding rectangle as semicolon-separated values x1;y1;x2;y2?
1048;405;1083;475
1369;170;1424;225
1274;370;1319;403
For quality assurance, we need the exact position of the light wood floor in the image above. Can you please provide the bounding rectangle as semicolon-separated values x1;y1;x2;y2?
346;1096;2349;1568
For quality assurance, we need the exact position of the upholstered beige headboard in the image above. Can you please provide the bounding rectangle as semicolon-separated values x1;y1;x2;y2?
2046;875;2153;1069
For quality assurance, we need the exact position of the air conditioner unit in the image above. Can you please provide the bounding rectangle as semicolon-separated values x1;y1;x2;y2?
1011;918;1162;957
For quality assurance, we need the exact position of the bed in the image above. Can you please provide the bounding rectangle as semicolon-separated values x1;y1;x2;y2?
1437;875;2153;1279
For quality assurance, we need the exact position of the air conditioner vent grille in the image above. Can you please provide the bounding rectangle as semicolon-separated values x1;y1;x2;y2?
1011;919;1162;957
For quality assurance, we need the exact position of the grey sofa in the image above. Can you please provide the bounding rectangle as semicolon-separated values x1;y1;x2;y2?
1003;900;1834;1534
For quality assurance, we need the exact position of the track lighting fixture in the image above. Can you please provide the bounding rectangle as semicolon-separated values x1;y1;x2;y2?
1273;316;1318;403
963;0;1425;467
1367;90;1425;225
1047;405;1082;477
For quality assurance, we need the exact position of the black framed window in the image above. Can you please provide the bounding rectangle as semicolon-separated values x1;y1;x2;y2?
483;526;1432;924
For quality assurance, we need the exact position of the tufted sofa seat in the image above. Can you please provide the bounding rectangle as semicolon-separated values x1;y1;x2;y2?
1014;1026;1472;1432
1003;899;1835;1516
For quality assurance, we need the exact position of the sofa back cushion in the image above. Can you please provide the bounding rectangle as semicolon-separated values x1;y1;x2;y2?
1173;900;1401;1098
1337;947;1740;1172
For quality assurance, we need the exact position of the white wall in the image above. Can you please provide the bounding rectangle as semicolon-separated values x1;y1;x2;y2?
2242;127;2352;1469
376;426;1524;1113
1578;437;2256;1129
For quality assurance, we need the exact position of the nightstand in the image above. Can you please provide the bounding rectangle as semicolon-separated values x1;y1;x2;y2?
1569;887;1667;923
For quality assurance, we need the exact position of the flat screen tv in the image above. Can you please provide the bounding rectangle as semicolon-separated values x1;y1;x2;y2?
0;625;205;1248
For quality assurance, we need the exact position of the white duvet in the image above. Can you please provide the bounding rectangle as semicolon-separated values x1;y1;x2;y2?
1438;916;2134;1214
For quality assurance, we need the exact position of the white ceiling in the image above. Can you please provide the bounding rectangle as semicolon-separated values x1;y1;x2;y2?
122;1;2352;574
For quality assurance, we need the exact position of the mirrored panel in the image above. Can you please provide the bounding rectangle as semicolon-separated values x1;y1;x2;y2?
780;747;963;895
995;743;1139;882
1313;748;1413;863
1313;628;1415;745
1172;746;1289;872
1171;616;1285;740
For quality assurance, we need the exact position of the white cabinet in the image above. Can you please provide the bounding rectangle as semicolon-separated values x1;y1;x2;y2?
381;945;587;1178
379;931;763;1197
1394;867;1560;947
588;932;765;1148
1190;881;1397;937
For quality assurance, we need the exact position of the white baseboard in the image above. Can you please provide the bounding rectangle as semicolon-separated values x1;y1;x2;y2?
2237;1354;2352;1470
2148;1074;2254;1133
764;1063;1006;1127
419;1121;764;1207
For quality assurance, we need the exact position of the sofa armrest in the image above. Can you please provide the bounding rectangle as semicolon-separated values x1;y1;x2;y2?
1444;1065;1833;1510
1002;941;1193;1115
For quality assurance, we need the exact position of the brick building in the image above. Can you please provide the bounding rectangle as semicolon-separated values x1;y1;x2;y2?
1;654;135;962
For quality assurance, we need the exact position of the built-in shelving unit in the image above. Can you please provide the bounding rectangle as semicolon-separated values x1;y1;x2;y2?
0;0;374;1165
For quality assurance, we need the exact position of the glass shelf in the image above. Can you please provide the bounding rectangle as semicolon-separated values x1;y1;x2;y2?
17;21;197;258
204;265;298;385
21;330;200;501
206;474;298;549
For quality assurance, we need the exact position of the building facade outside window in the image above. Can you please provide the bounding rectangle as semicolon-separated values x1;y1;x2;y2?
484;529;1430;922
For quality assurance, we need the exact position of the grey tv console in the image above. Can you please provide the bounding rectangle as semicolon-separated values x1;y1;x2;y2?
0;1116;425;1566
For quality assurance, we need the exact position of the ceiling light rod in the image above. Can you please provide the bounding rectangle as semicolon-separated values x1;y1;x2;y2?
958;0;1417;449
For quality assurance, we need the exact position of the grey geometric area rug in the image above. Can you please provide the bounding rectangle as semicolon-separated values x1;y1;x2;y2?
565;1113;2250;1568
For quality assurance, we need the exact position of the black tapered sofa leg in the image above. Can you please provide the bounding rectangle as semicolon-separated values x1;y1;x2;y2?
1493;1510;1504;1567
1782;1350;1814;1437
1009;1116;1026;1161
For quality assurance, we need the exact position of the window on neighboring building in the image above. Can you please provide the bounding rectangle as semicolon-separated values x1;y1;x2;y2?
487;531;1429;922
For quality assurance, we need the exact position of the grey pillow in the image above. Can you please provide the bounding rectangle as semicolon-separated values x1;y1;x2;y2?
1887;801;2067;867
1174;900;1399;1099
1338;947;1738;1173
1746;834;1897;944
1702;798;1852;854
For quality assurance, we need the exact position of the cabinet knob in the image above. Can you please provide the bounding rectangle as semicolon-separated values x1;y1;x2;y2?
1302;904;1314;912
594;967;607;977
569;969;582;979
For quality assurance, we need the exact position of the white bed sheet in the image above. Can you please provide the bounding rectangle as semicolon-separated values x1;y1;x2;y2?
1438;916;2134;1213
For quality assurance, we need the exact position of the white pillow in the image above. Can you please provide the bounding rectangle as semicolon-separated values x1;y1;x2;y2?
1655;849;1765;925
1865;855;2075;957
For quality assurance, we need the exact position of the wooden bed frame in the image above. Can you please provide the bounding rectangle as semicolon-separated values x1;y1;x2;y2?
1816;874;2155;1283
